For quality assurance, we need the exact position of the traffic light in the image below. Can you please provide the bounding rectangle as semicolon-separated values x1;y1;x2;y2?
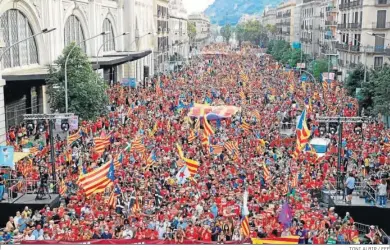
329;122;339;135
26;121;35;132
319;123;327;136
354;123;362;135
38;121;46;132
61;119;70;132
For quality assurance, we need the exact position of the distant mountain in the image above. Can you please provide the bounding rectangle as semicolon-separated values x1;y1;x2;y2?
204;0;281;26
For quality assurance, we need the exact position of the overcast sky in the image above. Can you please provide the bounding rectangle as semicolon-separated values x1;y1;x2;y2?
182;0;215;14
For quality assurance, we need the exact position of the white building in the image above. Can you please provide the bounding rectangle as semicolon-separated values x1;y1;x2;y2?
168;0;189;70
154;0;170;74
188;13;211;51
0;0;154;145
336;0;390;78
238;14;262;24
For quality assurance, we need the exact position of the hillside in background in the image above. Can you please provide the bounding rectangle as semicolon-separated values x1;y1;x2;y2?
204;0;281;26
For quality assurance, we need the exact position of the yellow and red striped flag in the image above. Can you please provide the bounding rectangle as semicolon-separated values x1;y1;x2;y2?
67;130;81;145
149;122;158;137
93;137;110;155
241;216;250;237
203;114;214;137
224;141;239;155
108;189;117;209
240;90;246;100
188;130;196;144
210;144;224;155
263;164;271;181
132;137;146;153
241;121;252;133
183;157;200;177
59;180;67;196
78;161;114;197
253;110;261;121
201;131;209;146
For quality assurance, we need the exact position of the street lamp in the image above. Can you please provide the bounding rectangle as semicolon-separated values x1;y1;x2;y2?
95;32;130;84
64;31;111;113
0;28;56;78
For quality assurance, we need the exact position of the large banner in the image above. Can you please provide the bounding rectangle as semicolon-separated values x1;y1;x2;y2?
0;146;14;168
188;104;241;120
22;239;252;245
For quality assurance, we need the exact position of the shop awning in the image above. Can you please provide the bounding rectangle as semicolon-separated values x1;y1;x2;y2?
3;50;152;81
91;50;152;69
3;65;48;81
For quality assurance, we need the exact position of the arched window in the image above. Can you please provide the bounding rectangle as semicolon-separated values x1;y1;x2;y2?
64;15;86;52
102;18;115;52
0;9;39;69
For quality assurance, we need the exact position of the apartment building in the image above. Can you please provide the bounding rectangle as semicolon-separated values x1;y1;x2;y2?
260;6;277;26
297;0;322;58
168;0;189;67
188;13;211;50
154;0;170;74
319;0;339;66
336;0;390;77
276;1;296;43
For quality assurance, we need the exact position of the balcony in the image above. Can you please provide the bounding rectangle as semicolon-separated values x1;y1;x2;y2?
339;0;362;10
326;6;337;12
320;12;324;18
324;35;337;40
336;42;349;51
283;12;291;17
375;0;390;5
348;22;362;29
372;22;390;30
337;23;347;29
338;59;344;67
325;20;337;26
350;62;357;68
303;0;314;2
365;46;390;55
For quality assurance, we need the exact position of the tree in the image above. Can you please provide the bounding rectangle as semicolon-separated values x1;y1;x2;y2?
371;65;390;115
345;64;365;97
46;43;109;120
188;22;197;47
220;24;232;43
288;48;303;67
235;23;246;47
312;59;329;81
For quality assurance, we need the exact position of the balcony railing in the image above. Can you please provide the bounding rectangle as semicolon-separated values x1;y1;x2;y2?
339;0;362;10
325;20;337;26
336;42;349;51
338;59;344;67
375;0;390;5
324;35;337;40
348;22;362;29
320;12;324;17
372;22;390;29
364;46;390;55
337;23;347;29
326;6;337;12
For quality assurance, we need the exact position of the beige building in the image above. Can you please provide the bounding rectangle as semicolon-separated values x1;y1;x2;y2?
296;0;322;58
276;1;296;43
188;13;211;51
336;0;390;78
154;0;170;74
261;7;277;27
168;0;189;68
318;0;339;68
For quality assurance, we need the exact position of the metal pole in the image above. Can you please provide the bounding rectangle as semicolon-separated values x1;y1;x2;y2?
363;47;367;85
64;32;108;113
337;117;343;191
327;54;331;82
49;119;56;193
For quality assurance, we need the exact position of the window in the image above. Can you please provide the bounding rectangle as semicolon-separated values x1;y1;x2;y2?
375;33;385;52
374;57;383;68
0;9;38;69
64;15;86;52
376;10;387;28
103;19;115;52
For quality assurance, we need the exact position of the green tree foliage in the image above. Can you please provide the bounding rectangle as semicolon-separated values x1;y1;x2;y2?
188;22;197;46
234;20;268;47
312;59;329;81
220;24;232;43
345;64;366;97
46;43;109;120
371;65;390;115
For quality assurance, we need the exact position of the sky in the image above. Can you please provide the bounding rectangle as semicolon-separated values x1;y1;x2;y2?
182;0;215;14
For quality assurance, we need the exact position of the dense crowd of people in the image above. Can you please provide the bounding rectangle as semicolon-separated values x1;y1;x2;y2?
1;44;389;244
